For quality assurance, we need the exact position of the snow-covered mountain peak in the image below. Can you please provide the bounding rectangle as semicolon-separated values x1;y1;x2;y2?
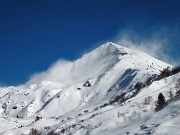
90;42;129;56
27;42;170;86
0;42;178;135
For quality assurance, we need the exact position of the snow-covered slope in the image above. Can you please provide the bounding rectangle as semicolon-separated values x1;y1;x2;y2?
0;42;179;135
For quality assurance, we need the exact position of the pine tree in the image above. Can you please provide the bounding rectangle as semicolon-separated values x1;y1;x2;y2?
155;93;167;111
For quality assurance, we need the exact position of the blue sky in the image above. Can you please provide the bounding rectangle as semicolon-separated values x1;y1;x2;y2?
0;0;180;86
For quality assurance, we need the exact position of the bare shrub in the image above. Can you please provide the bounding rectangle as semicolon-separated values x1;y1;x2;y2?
134;82;143;91
168;90;174;99
47;130;59;135
144;96;152;105
29;128;41;135
159;66;171;78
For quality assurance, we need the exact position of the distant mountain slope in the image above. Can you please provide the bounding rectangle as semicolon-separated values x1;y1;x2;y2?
0;42;179;135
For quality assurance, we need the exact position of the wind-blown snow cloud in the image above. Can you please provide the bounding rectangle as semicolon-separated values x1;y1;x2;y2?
113;26;180;65
27;59;71;85
27;26;179;85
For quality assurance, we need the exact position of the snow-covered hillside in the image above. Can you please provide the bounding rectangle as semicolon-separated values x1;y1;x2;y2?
0;42;179;135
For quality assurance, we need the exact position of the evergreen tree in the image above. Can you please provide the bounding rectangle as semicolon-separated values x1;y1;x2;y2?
155;93;167;111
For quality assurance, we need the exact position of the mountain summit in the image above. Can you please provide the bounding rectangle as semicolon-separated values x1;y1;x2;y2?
28;42;169;85
0;42;179;135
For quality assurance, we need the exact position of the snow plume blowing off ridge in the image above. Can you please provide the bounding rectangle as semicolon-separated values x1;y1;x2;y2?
27;59;71;85
27;43;120;85
114;27;179;65
26;43;122;85
27;27;180;85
